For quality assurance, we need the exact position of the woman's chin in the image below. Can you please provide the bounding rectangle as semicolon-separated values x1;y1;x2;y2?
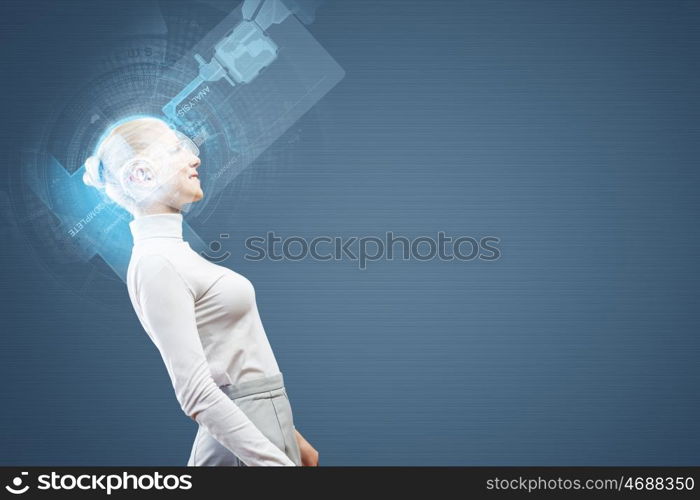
186;189;204;202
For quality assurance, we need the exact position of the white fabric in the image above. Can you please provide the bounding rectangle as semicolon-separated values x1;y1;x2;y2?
126;212;295;466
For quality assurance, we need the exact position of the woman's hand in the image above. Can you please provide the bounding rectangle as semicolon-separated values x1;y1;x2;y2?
294;428;319;466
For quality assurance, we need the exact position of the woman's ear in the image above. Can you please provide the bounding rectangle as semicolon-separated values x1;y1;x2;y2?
124;158;157;186
120;157;159;202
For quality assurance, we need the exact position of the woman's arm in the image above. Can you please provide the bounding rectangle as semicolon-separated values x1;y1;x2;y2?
294;428;319;466
131;254;295;466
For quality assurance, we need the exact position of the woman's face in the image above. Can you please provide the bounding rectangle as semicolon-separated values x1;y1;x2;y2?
155;127;203;207
130;123;203;210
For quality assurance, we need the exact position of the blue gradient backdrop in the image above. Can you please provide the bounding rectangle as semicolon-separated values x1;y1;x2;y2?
1;0;698;465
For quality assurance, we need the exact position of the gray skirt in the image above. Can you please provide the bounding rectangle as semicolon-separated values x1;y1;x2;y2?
187;372;302;466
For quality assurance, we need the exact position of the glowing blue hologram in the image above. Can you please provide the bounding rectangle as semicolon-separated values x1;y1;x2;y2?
26;0;342;284
213;21;278;84
25;151;212;282
159;0;345;200
279;0;323;25
162;58;229;123
242;0;263;20
253;0;292;30
163;0;287;125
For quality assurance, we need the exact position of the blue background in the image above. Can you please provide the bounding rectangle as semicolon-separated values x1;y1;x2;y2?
1;0;699;465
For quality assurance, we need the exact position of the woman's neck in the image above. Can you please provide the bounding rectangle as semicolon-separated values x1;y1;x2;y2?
133;205;181;217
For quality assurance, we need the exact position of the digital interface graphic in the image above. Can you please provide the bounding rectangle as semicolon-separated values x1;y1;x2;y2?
16;0;343;286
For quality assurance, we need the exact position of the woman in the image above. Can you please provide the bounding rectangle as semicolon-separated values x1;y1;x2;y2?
82;116;319;466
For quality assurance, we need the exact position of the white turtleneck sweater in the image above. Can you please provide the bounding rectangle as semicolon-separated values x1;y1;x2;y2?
125;212;295;466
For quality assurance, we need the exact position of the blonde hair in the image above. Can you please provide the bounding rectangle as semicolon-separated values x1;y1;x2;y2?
83;116;174;213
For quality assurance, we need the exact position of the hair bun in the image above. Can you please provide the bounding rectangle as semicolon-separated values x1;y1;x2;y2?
83;155;105;189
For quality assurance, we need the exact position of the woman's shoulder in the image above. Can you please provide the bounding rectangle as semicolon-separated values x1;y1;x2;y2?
128;244;228;300
128;241;192;272
128;248;175;274
127;250;182;287
127;251;196;300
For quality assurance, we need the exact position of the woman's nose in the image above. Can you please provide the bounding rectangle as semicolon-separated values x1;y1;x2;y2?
190;155;201;168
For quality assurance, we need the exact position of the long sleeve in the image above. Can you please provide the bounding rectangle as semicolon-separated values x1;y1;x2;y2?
131;254;295;466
